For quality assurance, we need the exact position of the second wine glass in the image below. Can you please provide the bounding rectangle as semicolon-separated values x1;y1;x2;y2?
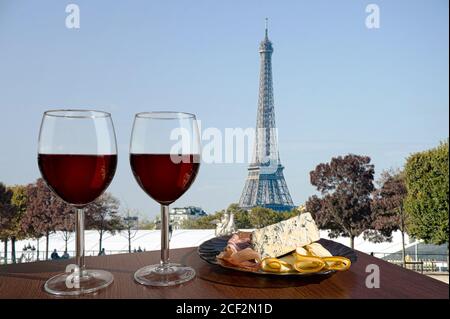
130;111;201;286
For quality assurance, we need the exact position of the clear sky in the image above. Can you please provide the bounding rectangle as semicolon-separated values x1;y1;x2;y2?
0;0;448;219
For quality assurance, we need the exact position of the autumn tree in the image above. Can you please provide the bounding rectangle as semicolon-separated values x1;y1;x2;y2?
85;193;123;254
305;154;375;249
0;183;14;264
8;185;28;263
21;179;71;260
369;170;408;265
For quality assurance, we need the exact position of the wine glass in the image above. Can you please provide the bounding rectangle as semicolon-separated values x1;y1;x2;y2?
130;111;201;286
38;109;117;295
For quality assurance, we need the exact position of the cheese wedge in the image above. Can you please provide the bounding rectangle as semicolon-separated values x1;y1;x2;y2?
251;213;320;258
304;243;332;257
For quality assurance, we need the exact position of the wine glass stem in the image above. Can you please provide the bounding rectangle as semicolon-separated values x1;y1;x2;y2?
76;208;86;273
160;205;170;267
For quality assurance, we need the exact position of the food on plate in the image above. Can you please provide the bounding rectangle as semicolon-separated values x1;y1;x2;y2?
259;249;351;274
260;253;326;274
261;258;293;273
322;256;351;271
291;254;326;274
251;213;320;258
216;212;352;274
303;242;333;257
217;232;261;271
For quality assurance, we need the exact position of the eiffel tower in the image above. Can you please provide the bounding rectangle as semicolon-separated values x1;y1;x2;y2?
238;19;295;211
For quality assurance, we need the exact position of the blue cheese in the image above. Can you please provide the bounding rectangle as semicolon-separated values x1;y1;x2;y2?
251;213;320;258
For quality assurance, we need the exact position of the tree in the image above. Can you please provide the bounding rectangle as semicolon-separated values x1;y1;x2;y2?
209;203;253;229
180;204;298;230
181;212;222;229
248;207;286;228
234;210;252;229
0;183;14;264
226;203;252;229
85;193;123;254
120;209;139;253
369;170;408;266
404;142;448;247
8;185;28;263
305;154;375;249
56;211;75;253
138;219;156;230
21;179;71;260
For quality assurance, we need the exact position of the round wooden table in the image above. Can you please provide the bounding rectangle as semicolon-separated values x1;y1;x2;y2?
0;247;448;299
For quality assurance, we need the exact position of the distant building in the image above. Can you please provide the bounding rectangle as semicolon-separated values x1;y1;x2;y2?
170;206;207;229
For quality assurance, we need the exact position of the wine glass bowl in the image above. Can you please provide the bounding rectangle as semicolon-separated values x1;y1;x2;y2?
130;153;200;205
38;154;117;206
37;109;117;295
130;111;201;286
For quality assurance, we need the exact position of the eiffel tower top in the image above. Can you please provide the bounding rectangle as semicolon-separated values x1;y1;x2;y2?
265;18;268;36
252;17;279;168
259;18;273;53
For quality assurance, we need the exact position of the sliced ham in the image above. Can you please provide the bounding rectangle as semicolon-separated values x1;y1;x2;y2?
217;232;260;270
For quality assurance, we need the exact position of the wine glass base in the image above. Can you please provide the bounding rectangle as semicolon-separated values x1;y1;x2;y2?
134;263;196;287
44;269;114;296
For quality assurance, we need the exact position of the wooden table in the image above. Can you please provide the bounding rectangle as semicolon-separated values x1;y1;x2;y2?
0;247;448;299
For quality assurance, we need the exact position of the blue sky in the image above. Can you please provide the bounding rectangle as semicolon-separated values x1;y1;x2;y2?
0;0;448;219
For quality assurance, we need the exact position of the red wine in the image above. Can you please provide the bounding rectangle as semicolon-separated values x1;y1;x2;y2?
130;154;200;205
38;154;117;206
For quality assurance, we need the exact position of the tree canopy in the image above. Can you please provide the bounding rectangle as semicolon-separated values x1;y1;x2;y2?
366;170;408;242
306;154;375;248
85;193;123;252
404;141;449;245
21;179;72;239
9;185;29;241
181;203;298;229
0;183;14;241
